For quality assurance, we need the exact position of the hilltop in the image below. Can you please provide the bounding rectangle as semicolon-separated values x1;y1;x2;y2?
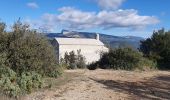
45;30;144;49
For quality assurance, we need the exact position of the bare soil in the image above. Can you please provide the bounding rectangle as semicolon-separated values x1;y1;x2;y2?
22;69;170;100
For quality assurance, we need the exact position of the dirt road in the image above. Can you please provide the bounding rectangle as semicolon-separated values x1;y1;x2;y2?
23;69;170;100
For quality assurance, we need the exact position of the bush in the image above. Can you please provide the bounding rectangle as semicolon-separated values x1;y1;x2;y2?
0;20;62;97
17;72;43;94
0;77;21;97
76;50;86;69
47;65;62;78
0;67;21;97
136;58;157;71
0;20;61;77
89;48;156;70
63;50;86;69
0;67;44;96
87;62;98;70
0;67;17;81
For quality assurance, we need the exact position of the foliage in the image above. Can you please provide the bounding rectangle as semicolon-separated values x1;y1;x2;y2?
88;47;156;70
0;77;21;97
137;58;157;71
0;20;62;97
47;65;62;78
0;67;44;97
0;67;21;97
17;72;43;94
140;29;170;69
87;62;98;70
0;66;17;81
68;51;77;69
63;50;86;69
76;50;86;68
0;20;61;77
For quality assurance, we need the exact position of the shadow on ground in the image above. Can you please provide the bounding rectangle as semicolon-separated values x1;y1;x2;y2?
90;75;170;100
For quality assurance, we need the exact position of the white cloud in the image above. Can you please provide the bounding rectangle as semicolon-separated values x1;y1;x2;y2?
27;2;39;9
24;17;56;32
97;0;126;10
27;7;159;32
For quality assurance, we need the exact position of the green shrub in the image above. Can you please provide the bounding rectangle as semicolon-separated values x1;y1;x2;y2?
0;20;61;77
0;67;21;97
66;51;77;69
0;77;21;97
89;47;156;70
47;65;62;78
136;58;157;71
76;50;86;69
0;67;16;81
63;50;86;69
100;48;142;70
17;72;43;94
0;20;62;97
87;62;98;70
0;67;44;96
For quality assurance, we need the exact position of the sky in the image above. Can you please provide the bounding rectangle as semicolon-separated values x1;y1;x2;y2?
0;0;169;38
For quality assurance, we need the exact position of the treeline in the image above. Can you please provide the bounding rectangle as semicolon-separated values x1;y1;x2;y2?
140;29;170;69
88;29;170;70
0;21;61;97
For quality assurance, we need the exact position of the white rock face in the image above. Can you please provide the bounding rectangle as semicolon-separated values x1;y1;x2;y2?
52;35;108;64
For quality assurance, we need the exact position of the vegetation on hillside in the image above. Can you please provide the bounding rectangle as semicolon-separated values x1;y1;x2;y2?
0;20;62;97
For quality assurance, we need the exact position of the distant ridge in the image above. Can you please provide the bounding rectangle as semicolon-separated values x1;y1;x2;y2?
45;30;144;49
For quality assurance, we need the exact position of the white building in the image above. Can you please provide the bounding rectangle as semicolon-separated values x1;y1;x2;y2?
52;34;108;64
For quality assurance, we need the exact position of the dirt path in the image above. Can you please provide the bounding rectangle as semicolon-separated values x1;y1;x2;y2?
23;69;170;100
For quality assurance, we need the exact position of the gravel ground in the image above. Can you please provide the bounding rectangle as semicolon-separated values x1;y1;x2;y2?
22;69;170;100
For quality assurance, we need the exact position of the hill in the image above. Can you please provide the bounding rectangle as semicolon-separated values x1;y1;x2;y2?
46;30;144;49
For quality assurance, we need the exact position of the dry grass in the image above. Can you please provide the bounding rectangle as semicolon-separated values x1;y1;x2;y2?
10;69;170;100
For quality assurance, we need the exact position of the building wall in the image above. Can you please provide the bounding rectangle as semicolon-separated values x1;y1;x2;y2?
59;44;108;64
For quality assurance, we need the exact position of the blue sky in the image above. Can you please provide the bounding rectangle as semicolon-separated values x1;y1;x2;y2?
0;0;169;38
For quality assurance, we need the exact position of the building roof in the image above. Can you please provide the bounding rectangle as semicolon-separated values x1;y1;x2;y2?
55;37;105;46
